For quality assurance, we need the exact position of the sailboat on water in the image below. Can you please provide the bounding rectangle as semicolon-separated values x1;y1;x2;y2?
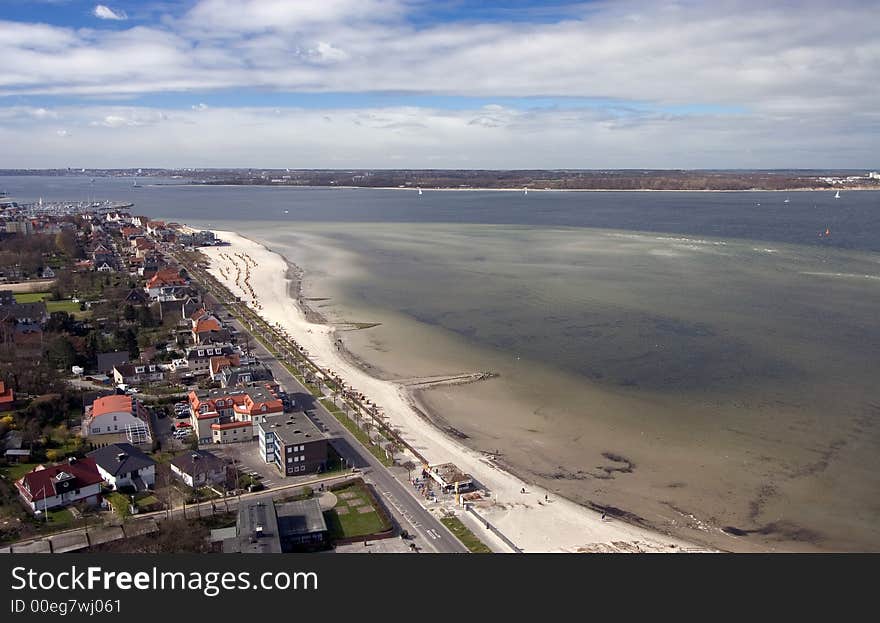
783;197;790;204
523;187;528;195
834;189;841;199
132;179;142;189
418;187;423;196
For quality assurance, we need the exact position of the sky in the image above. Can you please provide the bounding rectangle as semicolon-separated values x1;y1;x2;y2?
0;0;877;169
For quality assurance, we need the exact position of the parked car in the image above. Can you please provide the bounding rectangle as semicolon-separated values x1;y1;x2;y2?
175;421;192;429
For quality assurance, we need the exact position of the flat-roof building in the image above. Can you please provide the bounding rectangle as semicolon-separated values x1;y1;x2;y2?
258;413;329;477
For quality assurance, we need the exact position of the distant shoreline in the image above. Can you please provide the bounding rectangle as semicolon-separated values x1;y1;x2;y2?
167;183;879;193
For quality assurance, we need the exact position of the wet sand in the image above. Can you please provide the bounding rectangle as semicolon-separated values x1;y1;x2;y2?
242;223;880;552
202;230;706;553
203;222;880;552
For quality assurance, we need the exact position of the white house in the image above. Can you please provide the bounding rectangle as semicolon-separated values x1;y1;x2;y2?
81;395;151;444
87;443;156;491
15;457;103;512
112;363;164;386
170;450;228;488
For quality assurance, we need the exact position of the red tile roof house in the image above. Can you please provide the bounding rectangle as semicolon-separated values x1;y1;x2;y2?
81;395;152;445
192;315;224;344
0;379;13;412
16;457;103;513
188;387;283;444
190;307;230;344
209;353;241;380
144;267;188;299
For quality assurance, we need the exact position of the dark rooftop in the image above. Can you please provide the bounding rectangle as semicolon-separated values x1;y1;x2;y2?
260;412;324;446
276;498;327;536
87;443;156;476
224;498;282;554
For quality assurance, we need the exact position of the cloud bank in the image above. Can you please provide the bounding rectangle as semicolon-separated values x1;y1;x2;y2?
0;0;877;167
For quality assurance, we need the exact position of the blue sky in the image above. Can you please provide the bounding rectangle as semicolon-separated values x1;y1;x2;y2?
0;1;876;168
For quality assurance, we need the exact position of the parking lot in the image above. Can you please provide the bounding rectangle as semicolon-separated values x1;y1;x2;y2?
207;440;283;489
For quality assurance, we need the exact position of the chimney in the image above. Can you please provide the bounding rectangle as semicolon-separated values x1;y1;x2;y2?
117;453;127;462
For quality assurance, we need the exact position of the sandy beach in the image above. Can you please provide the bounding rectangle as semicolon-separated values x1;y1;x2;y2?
201;230;708;553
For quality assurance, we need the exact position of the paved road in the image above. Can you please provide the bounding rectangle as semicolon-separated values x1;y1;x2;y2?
197;287;467;553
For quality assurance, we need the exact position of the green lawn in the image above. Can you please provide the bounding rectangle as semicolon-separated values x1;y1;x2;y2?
134;495;160;510
46;300;81;314
44;507;74;527
325;483;390;539
13;292;51;303
14;292;82;314
440;516;492;553
106;492;132;519
0;462;40;482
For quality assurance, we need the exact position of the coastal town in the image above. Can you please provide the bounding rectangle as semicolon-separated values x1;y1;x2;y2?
0;192;707;554
0;194;483;553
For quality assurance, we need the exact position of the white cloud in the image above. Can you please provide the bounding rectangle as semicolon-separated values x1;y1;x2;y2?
93;5;128;21
192;103;209;111
0;103;875;169
56;129;70;137
0;1;877;166
311;42;349;63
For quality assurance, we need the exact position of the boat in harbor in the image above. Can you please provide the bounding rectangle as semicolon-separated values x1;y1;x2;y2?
834;189;841;199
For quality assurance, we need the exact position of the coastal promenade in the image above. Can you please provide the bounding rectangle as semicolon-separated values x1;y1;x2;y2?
172;250;469;554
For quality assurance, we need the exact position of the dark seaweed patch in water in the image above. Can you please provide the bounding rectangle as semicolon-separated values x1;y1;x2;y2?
586;502;650;527
591;452;636;479
723;522;823;544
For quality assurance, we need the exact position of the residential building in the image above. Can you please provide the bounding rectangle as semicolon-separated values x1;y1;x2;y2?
87;443;156;491
112;362;164;386
95;351;130;375
219;363;274;388
81;394;151;445
170;450;228;488
193;315;227;344
174;343;236;377
189;386;284;444
123;288;149;306
189;307;231;344
258;412;328;477
0;302;48;325
15;457;103;512
209;353;241;380
145;267;188;300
